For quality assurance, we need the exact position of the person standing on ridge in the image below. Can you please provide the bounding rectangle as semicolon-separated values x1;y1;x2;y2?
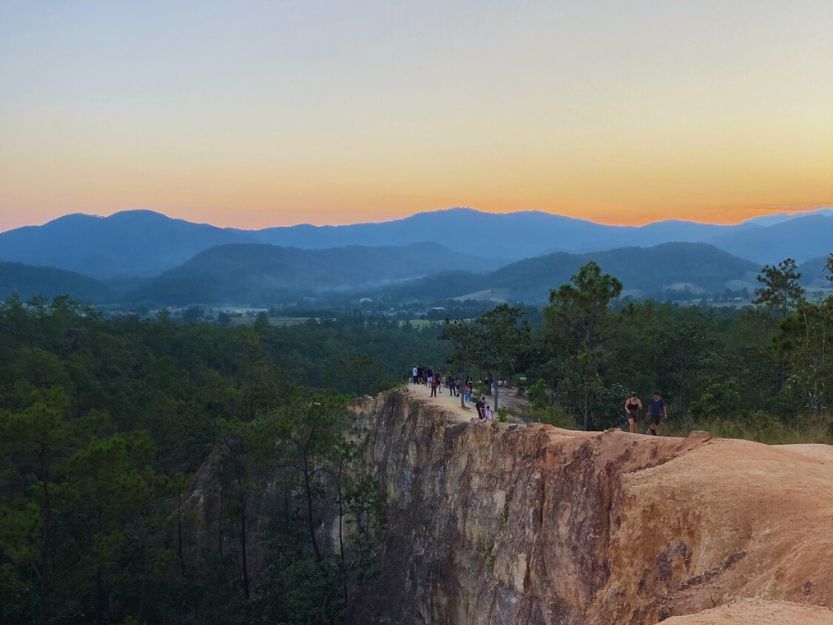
623;392;642;433
475;396;486;421
647;391;667;435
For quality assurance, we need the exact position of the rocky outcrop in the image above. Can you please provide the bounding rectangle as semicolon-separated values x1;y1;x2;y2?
348;391;833;625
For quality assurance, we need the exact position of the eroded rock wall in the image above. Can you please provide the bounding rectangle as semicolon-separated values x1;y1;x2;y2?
348;391;833;625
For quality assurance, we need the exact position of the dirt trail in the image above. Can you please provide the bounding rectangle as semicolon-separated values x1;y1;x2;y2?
405;380;486;424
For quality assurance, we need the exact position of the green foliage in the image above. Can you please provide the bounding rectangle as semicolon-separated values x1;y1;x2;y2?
776;298;833;416
441;304;530;409
673;412;833;445
754;258;804;318
0;297;401;625
543;261;622;429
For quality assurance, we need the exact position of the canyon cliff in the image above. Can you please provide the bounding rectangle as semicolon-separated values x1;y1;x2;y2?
346;390;833;625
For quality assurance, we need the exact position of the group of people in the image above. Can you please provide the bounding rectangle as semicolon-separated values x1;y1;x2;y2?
410;365;480;406
412;366;668;434
411;365;495;422
623;391;667;435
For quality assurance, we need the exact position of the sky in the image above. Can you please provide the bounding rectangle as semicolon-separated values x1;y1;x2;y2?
1;0;831;232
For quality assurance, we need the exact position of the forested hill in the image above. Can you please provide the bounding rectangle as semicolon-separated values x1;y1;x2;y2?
0;261;112;302
372;242;759;304
799;255;831;287
126;241;505;305
0;242;763;307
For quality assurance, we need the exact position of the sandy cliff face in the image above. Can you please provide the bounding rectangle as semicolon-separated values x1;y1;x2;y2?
348;391;833;625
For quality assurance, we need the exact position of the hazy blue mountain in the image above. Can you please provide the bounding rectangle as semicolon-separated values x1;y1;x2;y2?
798;256;831;288
708;215;833;265
128;242;507;305
743;207;833;228
3;206;832;279
374;243;759;304
247;206;833;261
0;262;112;302
246;208;615;259
0;210;254;278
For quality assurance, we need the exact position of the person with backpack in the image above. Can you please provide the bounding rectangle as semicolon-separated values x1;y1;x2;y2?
647;391;667;435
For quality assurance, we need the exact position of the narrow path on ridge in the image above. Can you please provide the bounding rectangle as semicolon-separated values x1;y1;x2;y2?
405;380;475;424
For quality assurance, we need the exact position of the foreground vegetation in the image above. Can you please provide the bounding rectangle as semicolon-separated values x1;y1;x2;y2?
0;298;449;625
2;253;831;624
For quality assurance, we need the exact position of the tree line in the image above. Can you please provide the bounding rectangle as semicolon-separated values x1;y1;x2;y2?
442;257;833;439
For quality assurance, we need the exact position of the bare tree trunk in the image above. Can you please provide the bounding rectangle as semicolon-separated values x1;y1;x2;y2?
303;450;322;563
233;456;250;600
238;498;249;599
337;469;348;607
38;446;51;625
493;378;499;411
177;489;185;577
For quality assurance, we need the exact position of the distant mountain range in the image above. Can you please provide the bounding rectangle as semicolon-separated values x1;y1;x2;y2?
0;210;254;278
1;207;832;280
367;243;760;305
0;207;831;307
0;241;770;307
124;242;506;305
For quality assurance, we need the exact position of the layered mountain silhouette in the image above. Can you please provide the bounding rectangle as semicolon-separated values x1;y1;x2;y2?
2;207;832;279
121;242;758;305
0;262;112;302
0;210;253;278
125;242;506;305
369;243;759;305
0;207;831;306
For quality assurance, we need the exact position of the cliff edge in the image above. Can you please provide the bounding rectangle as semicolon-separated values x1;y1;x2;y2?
348;389;833;625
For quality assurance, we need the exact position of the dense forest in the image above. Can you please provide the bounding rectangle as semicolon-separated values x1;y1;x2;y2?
2;254;832;624
0;298;447;625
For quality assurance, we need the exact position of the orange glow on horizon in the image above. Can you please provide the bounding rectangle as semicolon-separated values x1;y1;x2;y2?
1;1;831;232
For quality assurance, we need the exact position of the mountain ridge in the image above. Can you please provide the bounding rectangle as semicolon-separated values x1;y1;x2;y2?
1;206;832;282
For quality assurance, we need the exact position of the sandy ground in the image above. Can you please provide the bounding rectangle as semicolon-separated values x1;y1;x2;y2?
406;380;487;423
405;380;532;423
662;599;833;624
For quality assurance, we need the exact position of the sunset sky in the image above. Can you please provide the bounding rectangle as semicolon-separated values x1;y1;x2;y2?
1;1;831;232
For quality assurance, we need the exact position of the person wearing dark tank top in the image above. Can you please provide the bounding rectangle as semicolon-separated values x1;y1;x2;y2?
623;393;642;433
